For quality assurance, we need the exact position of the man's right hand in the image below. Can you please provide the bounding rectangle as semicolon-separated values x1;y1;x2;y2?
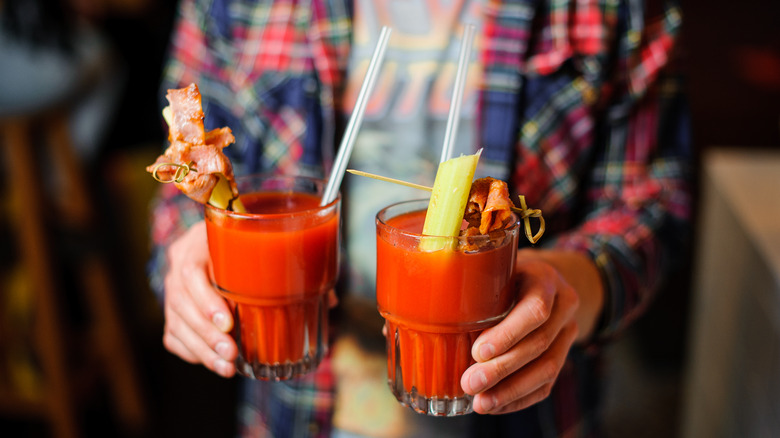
162;220;238;377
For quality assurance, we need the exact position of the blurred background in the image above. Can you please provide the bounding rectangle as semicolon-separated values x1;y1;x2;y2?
0;0;778;437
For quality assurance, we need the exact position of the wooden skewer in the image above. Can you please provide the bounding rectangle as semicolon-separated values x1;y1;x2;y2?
346;169;433;192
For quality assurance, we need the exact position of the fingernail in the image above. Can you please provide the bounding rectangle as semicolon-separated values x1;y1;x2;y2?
478;343;495;361
480;394;497;412
212;312;230;332
215;342;230;360
214;358;231;377
469;370;488;393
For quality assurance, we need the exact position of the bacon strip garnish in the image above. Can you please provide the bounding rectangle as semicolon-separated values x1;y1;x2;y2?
146;84;238;205
463;177;515;234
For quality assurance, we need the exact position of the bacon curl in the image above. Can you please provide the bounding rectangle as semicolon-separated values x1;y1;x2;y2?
146;84;238;205
463;177;515;234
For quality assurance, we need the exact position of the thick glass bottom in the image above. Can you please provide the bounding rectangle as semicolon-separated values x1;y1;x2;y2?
236;354;322;381
390;384;474;416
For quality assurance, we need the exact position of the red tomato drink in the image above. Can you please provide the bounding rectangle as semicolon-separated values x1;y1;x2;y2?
205;175;340;380
376;199;518;416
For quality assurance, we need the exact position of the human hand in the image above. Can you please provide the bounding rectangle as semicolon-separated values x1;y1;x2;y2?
460;250;582;414
162;220;238;377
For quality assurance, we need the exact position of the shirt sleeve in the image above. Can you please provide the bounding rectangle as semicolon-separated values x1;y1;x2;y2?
543;4;692;341
549;68;692;341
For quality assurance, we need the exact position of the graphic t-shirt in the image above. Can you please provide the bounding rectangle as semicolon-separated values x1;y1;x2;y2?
331;3;486;436
343;0;484;300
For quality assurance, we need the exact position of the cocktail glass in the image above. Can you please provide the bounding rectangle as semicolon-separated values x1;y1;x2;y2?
205;175;340;380
375;199;519;416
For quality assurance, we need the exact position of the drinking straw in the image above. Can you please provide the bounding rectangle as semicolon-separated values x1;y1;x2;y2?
439;23;476;164
320;26;392;206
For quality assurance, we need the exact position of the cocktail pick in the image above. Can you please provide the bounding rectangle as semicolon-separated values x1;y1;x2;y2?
439;23;476;164
320;26;392;206
346;169;432;192
515;195;545;244
151;161;195;184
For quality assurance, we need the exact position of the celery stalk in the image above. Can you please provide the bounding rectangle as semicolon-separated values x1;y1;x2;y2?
419;151;480;251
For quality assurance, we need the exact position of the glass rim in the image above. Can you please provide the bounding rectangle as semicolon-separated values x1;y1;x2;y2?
376;198;520;240
204;173;341;220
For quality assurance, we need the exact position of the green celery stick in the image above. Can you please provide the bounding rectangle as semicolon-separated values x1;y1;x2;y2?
419;150;481;251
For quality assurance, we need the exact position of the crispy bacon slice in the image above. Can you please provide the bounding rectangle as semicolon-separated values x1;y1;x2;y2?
463;177;515;234
146;84;238;205
167;84;205;144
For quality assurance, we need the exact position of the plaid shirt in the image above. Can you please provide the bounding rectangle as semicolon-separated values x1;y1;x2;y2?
149;0;691;437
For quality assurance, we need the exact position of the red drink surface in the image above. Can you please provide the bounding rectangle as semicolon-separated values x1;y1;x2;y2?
206;191;339;366
377;209;517;399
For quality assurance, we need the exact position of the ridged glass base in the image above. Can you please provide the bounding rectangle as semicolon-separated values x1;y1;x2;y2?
390;384;474;416
236;354;322;381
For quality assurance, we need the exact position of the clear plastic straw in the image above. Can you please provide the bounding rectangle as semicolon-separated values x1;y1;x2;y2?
321;26;392;206
439;23;476;164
